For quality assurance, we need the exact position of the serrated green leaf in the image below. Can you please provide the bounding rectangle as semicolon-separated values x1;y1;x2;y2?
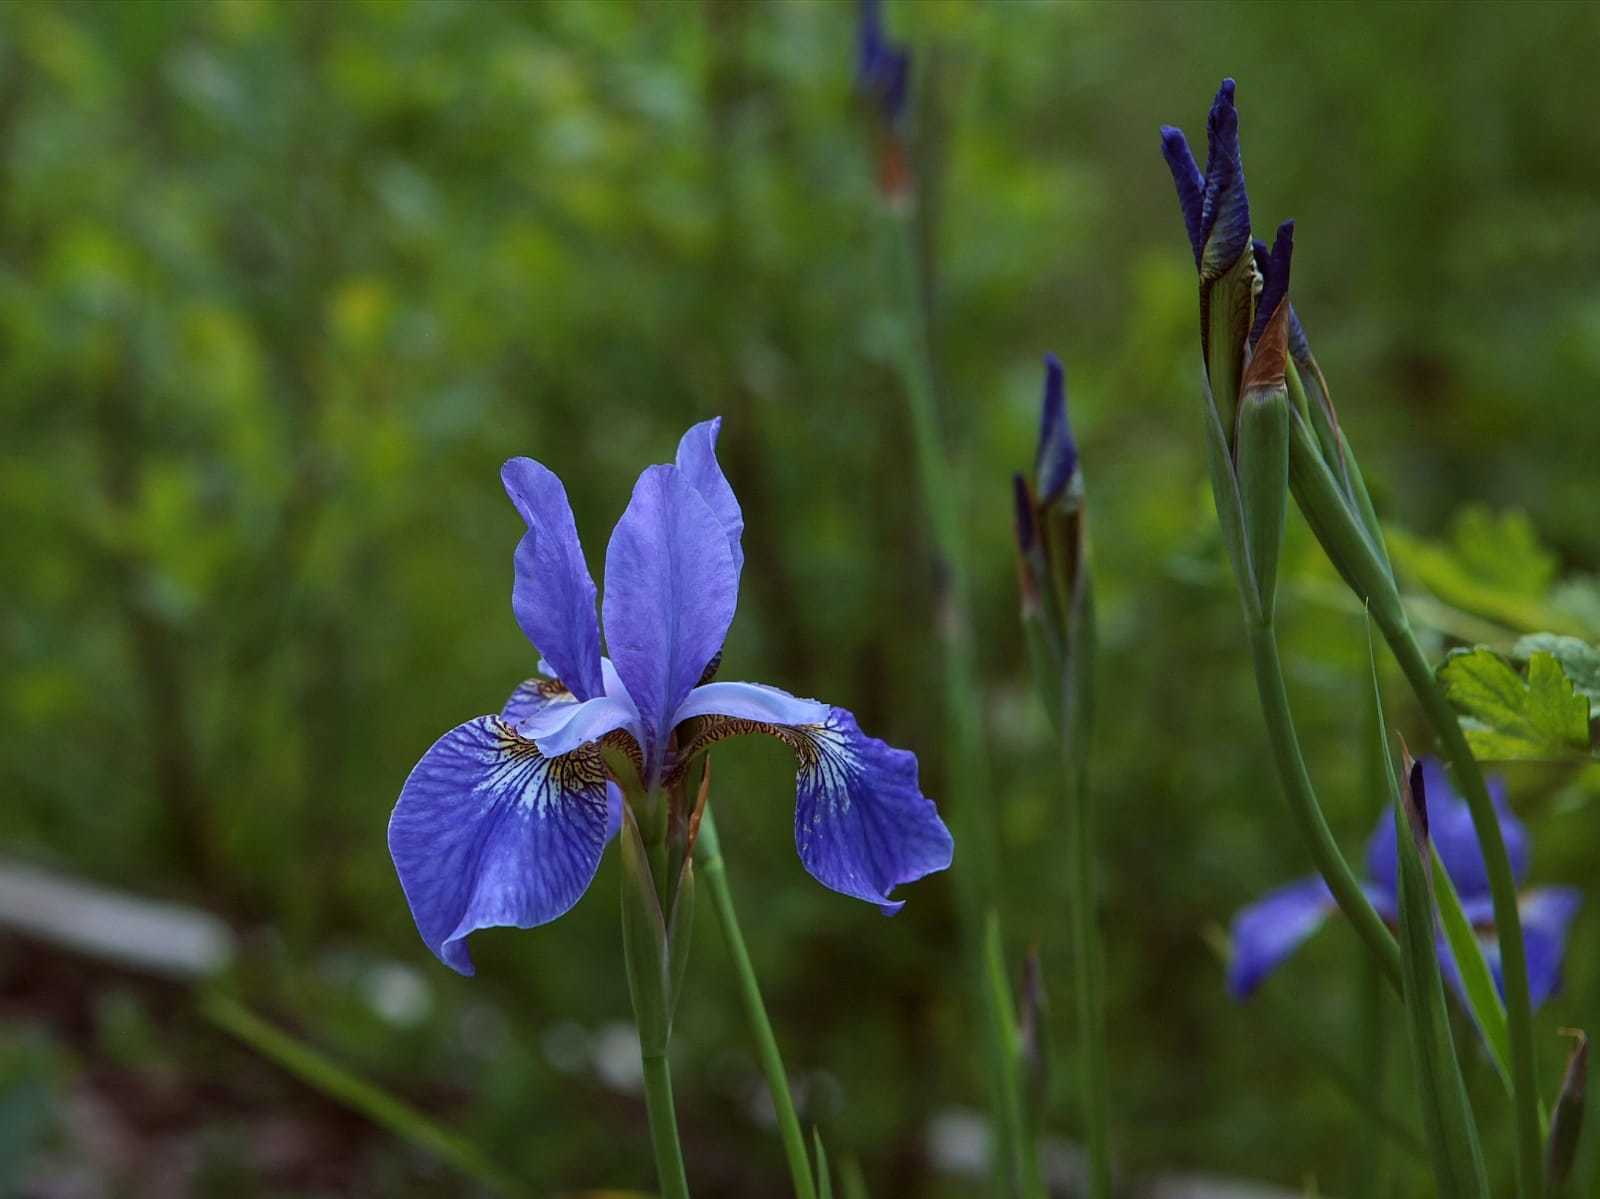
1512;634;1600;712
1386;507;1583;636
1438;648;1592;761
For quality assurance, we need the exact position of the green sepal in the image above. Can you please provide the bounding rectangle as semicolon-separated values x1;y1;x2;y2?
1289;412;1403;628
1202;248;1257;441
1546;1031;1589;1192
1201;376;1262;626
813;1129;835;1199
1235;386;1290;622
665;857;695;1029
620;804;673;1056
1022;601;1065;735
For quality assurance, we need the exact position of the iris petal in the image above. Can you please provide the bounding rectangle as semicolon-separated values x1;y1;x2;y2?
501;674;576;726
675;418;745;579
388;717;610;975
1227;877;1333;999
501;458;604;701
789;707;951;913
602;464;738;781
1199;78;1251;281
672;680;829;728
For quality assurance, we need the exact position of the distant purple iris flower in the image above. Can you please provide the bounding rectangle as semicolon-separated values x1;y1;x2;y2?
389;419;954;975
1229;759;1581;1006
857;0;910;128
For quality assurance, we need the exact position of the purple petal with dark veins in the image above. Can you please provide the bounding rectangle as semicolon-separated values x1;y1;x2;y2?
602;464;738;784
388;717;610;975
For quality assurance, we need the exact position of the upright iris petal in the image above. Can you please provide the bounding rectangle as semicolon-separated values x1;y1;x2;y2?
501;459;605;701
675;418;745;580
389;718;611;975
1247;221;1295;349
603;464;739;782
1160;127;1206;267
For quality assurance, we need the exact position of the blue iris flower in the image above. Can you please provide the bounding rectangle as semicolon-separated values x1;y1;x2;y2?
1229;758;1581;1007
389;419;954;975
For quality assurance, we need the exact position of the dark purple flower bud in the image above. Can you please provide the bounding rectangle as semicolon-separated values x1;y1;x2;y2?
1161;79;1252;282
1248;220;1295;349
1034;354;1078;507
857;0;910;128
1161;127;1206;268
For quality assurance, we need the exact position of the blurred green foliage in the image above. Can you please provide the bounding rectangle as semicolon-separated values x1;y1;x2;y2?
2;0;1599;1194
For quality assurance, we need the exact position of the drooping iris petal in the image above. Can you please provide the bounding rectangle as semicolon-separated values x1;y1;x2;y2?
672;680;830;728
603;464;738;781
1160;125;1205;266
501;458;604;701
1033;354;1078;507
675;418;744;579
1520;886;1582;1006
502;675;575;726
1198;78;1250;280
1227;877;1333;999
790;707;952;913
388;717;610;975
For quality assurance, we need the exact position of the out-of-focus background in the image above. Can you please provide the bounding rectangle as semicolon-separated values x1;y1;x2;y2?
3;0;1599;1195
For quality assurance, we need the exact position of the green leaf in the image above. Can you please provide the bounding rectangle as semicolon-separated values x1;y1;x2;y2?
1430;844;1512;1091
813;1128;835;1199
1438;648;1592;761
1512;634;1600;712
1386;507;1579;636
1369;620;1490;1199
619;805;672;1056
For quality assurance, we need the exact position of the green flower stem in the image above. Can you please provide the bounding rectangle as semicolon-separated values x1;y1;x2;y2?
197;991;527;1197
640;1049;691;1199
694;807;818;1199
1245;619;1403;990
884;207;1034;1197
1062;588;1110;1199
1383;616;1544;1198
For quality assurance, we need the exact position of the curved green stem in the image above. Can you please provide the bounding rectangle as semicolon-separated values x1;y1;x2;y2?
640;1051;691;1199
1246;620;1403;989
1383;617;1543;1198
694;808;817;1199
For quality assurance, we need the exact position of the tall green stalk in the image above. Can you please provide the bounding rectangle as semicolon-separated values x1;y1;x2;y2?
1061;587;1111;1199
640;1051;691;1199
695;806;818;1199
883;207;1035;1197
